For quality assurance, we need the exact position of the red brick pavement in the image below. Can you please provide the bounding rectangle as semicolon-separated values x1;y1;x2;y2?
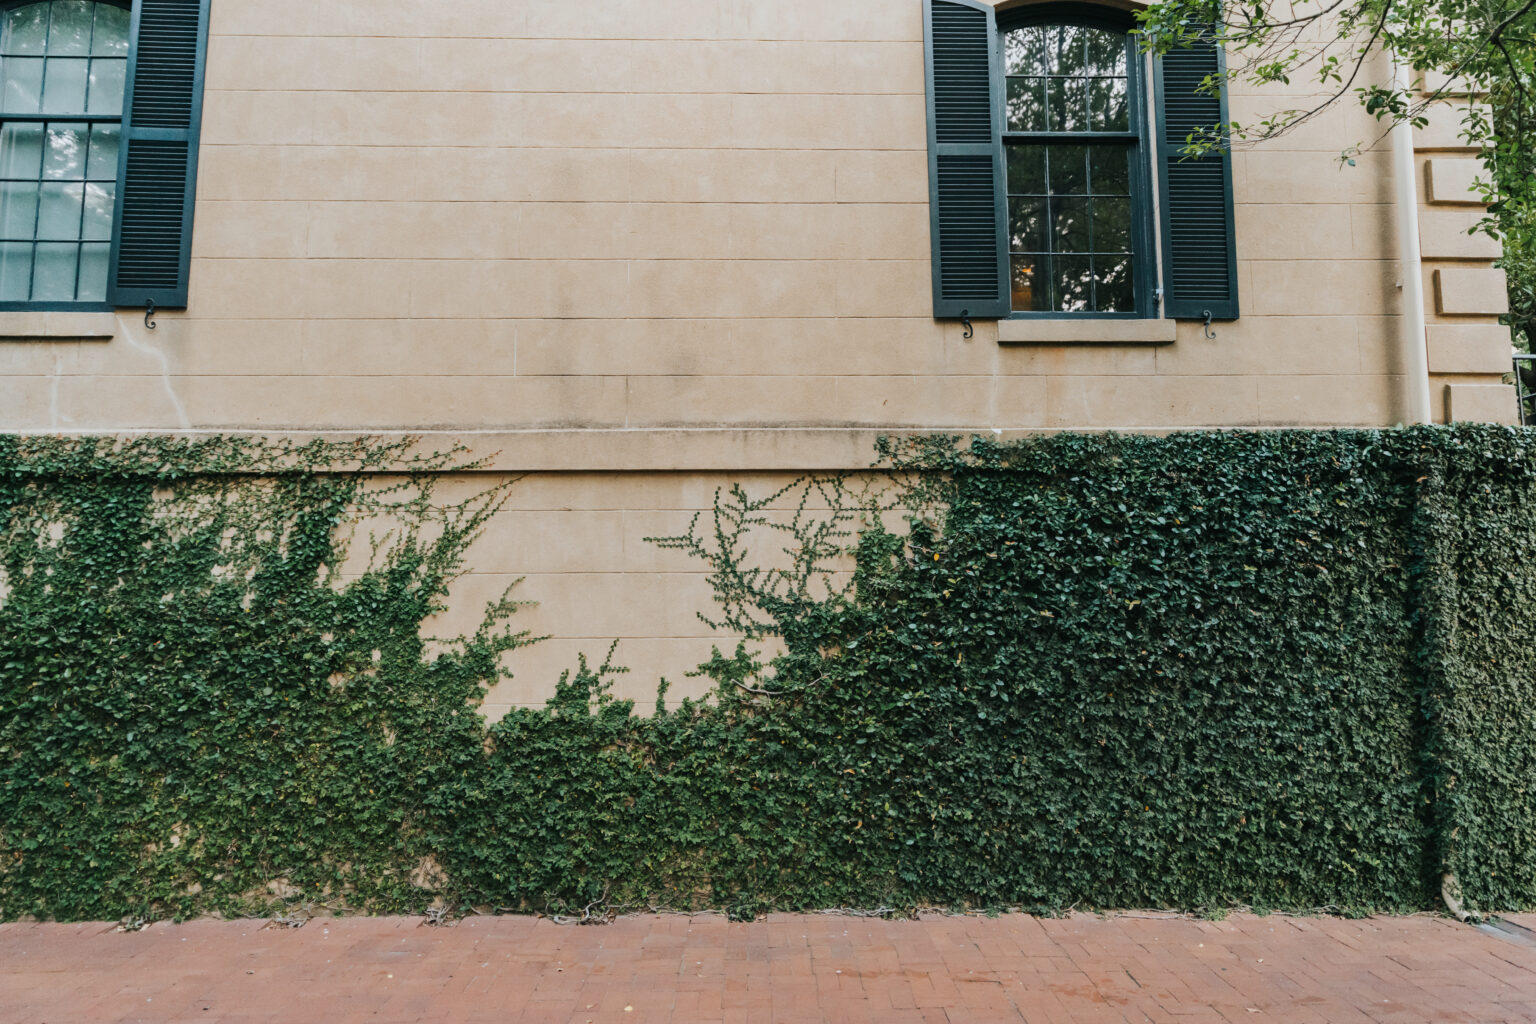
4;911;1536;1024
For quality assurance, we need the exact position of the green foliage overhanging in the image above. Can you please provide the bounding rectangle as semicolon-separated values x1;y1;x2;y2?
4;426;1536;923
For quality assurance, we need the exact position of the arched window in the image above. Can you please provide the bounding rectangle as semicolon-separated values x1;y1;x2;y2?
1000;6;1150;314
922;0;1238;325
0;0;128;305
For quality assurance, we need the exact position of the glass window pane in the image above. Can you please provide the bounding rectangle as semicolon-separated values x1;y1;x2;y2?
1095;196;1132;252
1048;25;1086;77
1010;254;1047;312
2;4;48;56
1008;196;1046;253
1006;144;1046;195
1089;78;1128;131
0;239;31;298
1095;256;1134;312
1088;146;1129;195
1047;145;1088;194
1004;26;1045;76
0;122;43;177
85;55;122;113
0;181;37;237
1052;196;1091;252
91;3;128;56
31;240;75;299
85;121;116;178
42;122;84;178
48;2;93;56
1086;30;1126;76
40;56;88;112
1005;77;1045;133
1047;77;1086;132
2;55;43;111
36;179;81;237
76;238;105;298
80;179;108;238
1055;255;1092;312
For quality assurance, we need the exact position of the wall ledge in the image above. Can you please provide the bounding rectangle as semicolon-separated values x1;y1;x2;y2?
4;426;1395;473
997;318;1177;344
0;311;116;341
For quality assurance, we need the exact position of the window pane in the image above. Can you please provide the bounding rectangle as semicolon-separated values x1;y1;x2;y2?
1006;144;1045;195
1089;78;1128;131
1047;77;1086;132
1004;26;1046;76
85;121;115;177
1048;25;1086;77
1010;255;1048;312
1003;21;1141;315
85;55;122;113
42;122;86;178
0;121;43;177
76;238;105;298
1095;256;1134;312
1008;196;1046;253
2;4;47;56
36;179;82;237
48;2;93;56
1095;196;1132;252
0;181;37;237
1047;145;1088;194
91;3;128;56
2;55;43;111
31;240;75;298
1005;77;1045;133
40;56;88;112
1055;255;1092;312
1052;196;1091;252
80;178;107;238
1088;146;1129;195
1086;30;1126;76
0;239;31;298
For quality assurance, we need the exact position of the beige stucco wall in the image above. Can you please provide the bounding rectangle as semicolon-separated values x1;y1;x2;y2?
0;0;1519;700
0;0;1501;435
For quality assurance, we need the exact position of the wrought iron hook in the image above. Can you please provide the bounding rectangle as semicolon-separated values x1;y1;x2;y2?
960;309;974;340
1201;309;1216;340
144;300;156;331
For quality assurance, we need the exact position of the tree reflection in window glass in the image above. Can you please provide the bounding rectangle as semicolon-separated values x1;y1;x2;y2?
0;0;125;303
1004;19;1139;313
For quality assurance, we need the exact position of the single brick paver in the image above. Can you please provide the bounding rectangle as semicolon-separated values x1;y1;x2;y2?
3;912;1536;1023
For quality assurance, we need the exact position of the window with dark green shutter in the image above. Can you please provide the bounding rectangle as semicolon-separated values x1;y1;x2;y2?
0;0;207;311
922;1;1240;324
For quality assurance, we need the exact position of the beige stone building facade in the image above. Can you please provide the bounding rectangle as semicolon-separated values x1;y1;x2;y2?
0;0;1517;712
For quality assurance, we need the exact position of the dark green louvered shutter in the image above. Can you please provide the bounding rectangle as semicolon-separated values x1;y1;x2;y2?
107;0;210;310
923;0;1008;320
1154;29;1239;321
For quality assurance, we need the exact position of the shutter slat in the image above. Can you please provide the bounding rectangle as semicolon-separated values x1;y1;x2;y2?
1155;29;1239;320
924;0;1008;319
107;0;209;309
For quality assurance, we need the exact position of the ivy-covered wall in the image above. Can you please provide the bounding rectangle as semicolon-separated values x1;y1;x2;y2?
2;427;1536;923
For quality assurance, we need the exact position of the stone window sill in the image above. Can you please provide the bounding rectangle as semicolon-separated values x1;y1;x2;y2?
997;318;1177;344
0;311;116;341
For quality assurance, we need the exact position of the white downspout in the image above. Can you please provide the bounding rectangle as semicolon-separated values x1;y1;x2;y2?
1391;56;1434;424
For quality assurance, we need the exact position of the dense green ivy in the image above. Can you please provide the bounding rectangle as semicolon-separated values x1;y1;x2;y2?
3;427;1536;922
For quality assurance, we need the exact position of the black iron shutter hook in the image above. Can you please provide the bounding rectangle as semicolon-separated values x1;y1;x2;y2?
144;299;157;330
1201;309;1215;339
960;309;973;340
